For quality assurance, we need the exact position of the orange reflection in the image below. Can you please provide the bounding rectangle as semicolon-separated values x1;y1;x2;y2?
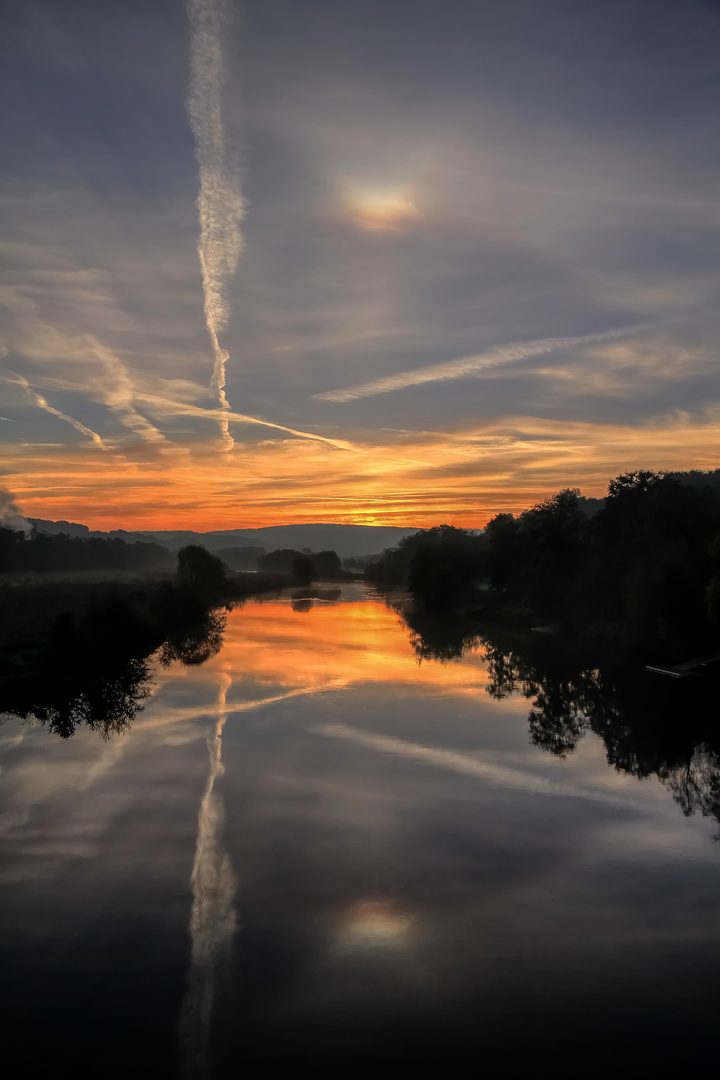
185;594;490;698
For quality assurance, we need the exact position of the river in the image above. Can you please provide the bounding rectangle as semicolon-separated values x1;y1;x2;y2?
2;582;720;1076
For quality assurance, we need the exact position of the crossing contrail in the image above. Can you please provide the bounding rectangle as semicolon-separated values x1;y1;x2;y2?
135;392;356;449
3;370;107;449
186;0;245;450
313;323;650;403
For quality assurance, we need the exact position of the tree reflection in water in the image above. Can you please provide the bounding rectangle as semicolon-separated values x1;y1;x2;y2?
1;607;228;739
5;658;154;741
158;609;227;667
395;601;720;833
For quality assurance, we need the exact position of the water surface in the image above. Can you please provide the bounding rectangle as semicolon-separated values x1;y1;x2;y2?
2;584;720;1076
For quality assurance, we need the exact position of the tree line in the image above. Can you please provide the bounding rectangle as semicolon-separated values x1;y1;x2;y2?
0;526;353;585
367;469;720;657
0;542;289;736
0;527;174;574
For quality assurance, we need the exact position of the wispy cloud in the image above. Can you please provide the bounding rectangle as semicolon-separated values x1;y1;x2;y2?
9;404;720;531
135;392;356;449
186;0;246;450
88;339;174;448
2;370;108;450
0;282;171;450
313;324;650;402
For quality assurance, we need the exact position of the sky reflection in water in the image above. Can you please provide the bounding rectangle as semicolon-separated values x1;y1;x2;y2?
1;584;720;1075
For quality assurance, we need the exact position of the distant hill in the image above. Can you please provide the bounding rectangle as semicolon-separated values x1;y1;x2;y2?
28;521;422;559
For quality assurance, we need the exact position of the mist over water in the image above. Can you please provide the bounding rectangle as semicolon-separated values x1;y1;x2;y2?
2;583;720;1075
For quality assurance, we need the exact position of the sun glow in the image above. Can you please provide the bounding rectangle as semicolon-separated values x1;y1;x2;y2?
336;900;412;951
344;189;421;231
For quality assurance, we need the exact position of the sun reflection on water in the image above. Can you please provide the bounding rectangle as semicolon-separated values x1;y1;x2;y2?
184;593;490;700
335;900;413;953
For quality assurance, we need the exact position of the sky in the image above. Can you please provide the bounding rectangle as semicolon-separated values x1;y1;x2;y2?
1;0;720;530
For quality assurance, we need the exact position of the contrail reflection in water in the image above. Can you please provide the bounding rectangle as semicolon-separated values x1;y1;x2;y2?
179;672;237;1079
311;723;654;810
177;678;347;1075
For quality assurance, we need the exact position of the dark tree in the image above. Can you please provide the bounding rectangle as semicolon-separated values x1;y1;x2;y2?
258;548;304;573
177;545;227;595
312;550;342;578
291;556;314;584
366;525;485;605
0;526;173;574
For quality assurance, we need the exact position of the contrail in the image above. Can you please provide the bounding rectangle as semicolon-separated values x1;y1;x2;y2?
313;323;650;403
178;671;237;1080
186;0;246;450
135;392;356;449
88;339;171;447
3;371;107;449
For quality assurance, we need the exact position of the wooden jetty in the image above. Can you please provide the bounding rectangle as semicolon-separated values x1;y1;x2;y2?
646;652;720;679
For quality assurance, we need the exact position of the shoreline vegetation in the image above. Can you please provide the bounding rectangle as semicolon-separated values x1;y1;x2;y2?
0;538;355;737
2;465;720;755
2;519;720;831
394;601;720;831
366;469;720;666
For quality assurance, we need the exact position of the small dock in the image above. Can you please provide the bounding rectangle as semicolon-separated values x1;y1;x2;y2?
645;652;720;679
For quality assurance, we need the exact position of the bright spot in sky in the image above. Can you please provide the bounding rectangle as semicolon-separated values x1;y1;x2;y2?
345;189;421;231
335;900;413;952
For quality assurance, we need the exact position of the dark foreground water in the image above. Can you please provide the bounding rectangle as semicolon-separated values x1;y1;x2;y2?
2;583;720;1077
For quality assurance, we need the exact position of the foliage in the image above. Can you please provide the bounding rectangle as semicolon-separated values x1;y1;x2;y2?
367;524;486;611
177;544;227;595
392;603;720;831
291;555;315;584
258;547;342;578
369;469;720;656
0;527;173;575
0;549;289;739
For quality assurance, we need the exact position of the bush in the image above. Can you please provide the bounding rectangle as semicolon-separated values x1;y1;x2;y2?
177;545;227;595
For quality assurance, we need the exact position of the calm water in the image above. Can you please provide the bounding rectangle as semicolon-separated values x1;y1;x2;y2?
2;583;720;1076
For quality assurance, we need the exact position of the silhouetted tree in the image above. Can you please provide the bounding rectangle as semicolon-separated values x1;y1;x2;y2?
258;548;305;573
312;550;342;577
291;556;314;584
177;545;227;595
0;526;173;574
367;525;485;610
483;513;525;591
258;547;342;578
373;470;720;656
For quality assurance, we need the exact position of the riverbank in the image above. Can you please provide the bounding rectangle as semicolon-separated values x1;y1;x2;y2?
0;570;289;654
0;570;292;731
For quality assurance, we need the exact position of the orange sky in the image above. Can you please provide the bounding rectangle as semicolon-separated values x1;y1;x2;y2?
6;408;720;530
